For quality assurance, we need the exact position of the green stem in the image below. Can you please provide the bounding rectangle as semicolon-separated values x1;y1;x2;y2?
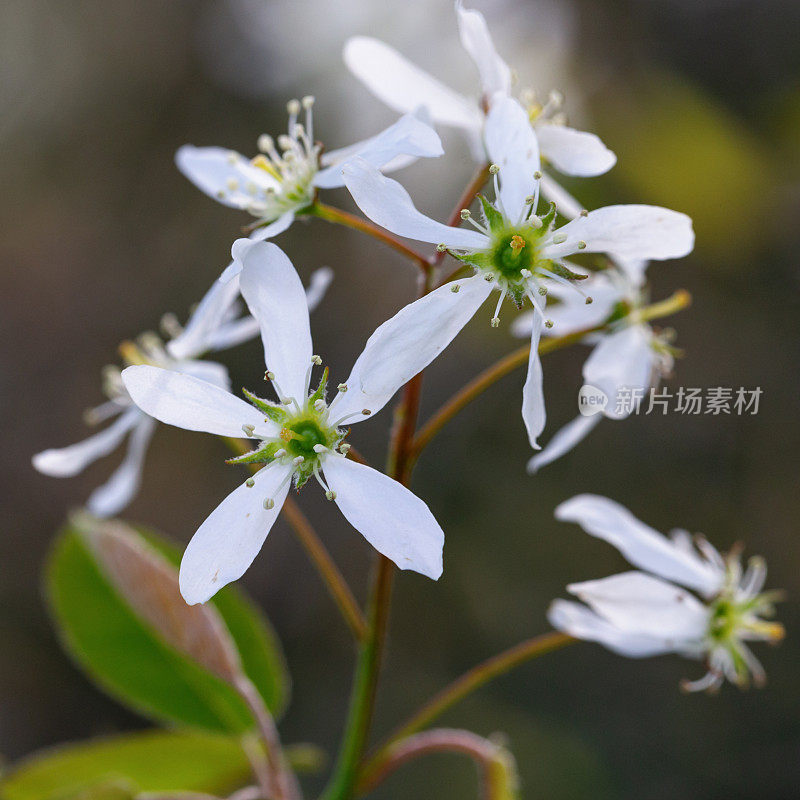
306;202;430;272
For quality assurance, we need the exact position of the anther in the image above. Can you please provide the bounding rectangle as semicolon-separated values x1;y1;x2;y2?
242;424;255;437
286;99;301;115
313;444;327;454
160;312;182;339
538;286;548;296
311;354;322;365
548;89;563;106
585;296;594;305
339;443;351;455
491;317;500;328
337;383;348;393
552;233;567;244
488;163;500;174
520;268;532;278
263;498;275;510
257;134;273;153
577;240;587;250
579;209;589;217
265;371;275;381
436;243;447;252
533;170;542;180
302;95;315;109
545;319;554;328
524;195;535;205
245;478;255;488
274;448;287;458
325;490;337;501
292;456;305;466
510;235;526;255
362;409;372;416
460;209;471;220
314;399;326;412
226;177;239;192
529;215;543;229
484;274;494;282
450;284;461;293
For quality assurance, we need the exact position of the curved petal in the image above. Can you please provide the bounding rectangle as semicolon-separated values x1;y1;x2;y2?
521;311;545;449
304;266;334;313
32;408;140;478
86;416;157;518
343;36;482;130
179;464;293;604
456;0;512;98
175;146;276;209
484;96;540;221
248;210;296;242
548;599;682;658
177;359;231;391
121;366;272;439
544;205;695;262
167;272;242;360
315;113;443;189
568;571;708;639
582;325;653;420
526;413;601;473
342;158;489;249
323;456;443;579
237;241;313;401
329;275;492;424
536;124;616;177
538;171;584;220
555;494;724;596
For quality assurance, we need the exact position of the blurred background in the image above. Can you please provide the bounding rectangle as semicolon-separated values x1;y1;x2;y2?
3;0;800;797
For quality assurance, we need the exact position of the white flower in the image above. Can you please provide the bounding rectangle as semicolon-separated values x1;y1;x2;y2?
549;495;784;692
513;261;678;471
121;241;457;604
176;96;443;240
343;1;615;179
32;262;332;518
341;96;694;448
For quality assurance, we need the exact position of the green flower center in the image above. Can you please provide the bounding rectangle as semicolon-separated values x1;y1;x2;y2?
491;229;536;280
283;416;334;460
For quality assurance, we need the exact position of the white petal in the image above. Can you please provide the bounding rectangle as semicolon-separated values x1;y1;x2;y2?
179;464;293;604
176;358;231;391
315;113;443;189
32;408;140;478
175;146;275;209
582;325;653;420
248;210;296;241
455;1;512;98
527;414;601;473
568;571;708;639
304;266;334;313
544;205;695;262
343;36;482;130
121;366;271;439
86;417;157;518
323;456;443;579
521;312;545;449
484;96;540;221
237;241;313;401
167;271;242;360
555;494;723;595
341;158;488;250
538;172;584;220
548;599;681;658
329;275;492;424
610;256;649;288
536;124;616;177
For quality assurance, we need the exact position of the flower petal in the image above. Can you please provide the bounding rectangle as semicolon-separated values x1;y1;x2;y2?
538;171;584;220
86;416;157;518
32;408;140;478
521;311;545;449
455;1;512;98
555;494;723;595
343;36;482;130
248;210;296;241
315;113;443;189
484;96;540;221
175;146;275;209
582;325;654;420
167;272;242;360
536;124;616;177
567;571;708;639
341;158;489;249
526;413;601;473
323;456;443;579
121;365;271;438
544;205;695;262
179;464;293;604
548;599;682;657
177;359;232;391
329;275;492;424
237;241;314;401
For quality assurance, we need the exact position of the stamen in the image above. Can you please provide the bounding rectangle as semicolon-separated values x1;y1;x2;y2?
245;478;255;488
450;284;461;293
331;410;368;427
490;287;507;327
339;443;351;455
242;424;256;437
312;444;327;454
680;669;723;693
274;448;287;458
337;383;348;393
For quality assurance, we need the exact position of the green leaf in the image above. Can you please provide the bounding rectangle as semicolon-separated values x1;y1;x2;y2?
46;518;289;734
0;731;253;800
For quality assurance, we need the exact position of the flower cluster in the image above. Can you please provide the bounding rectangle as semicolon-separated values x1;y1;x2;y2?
34;0;781;710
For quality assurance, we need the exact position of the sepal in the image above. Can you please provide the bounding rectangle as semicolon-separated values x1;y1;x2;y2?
242;388;288;424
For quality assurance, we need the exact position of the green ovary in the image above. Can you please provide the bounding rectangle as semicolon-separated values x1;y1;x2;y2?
284;418;331;460
491;230;535;280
